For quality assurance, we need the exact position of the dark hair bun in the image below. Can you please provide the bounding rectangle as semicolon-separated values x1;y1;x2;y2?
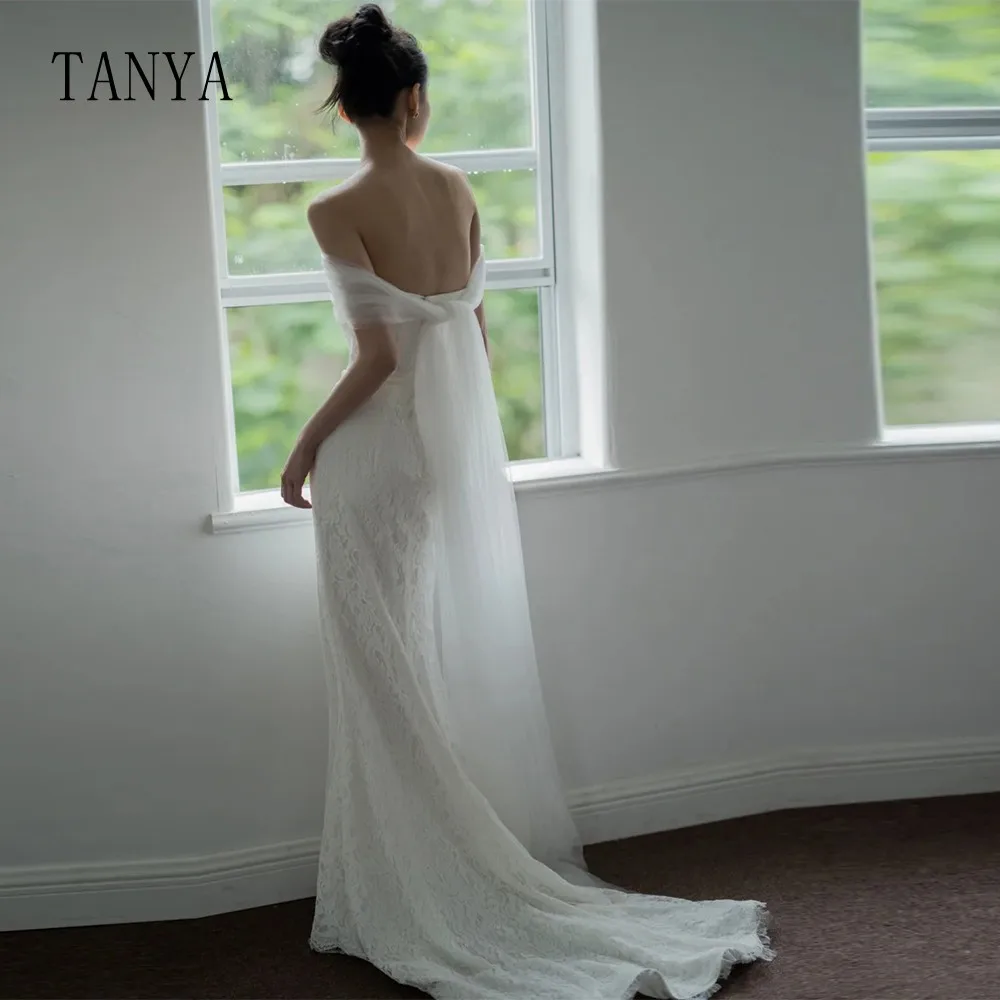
351;5;393;46
317;3;428;122
320;4;393;68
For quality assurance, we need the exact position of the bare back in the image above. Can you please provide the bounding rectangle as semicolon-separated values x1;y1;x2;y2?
307;151;479;298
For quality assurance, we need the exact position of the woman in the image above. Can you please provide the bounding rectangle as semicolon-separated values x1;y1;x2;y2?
281;6;774;998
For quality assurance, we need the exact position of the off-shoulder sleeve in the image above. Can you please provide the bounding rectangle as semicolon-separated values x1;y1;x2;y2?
323;260;417;330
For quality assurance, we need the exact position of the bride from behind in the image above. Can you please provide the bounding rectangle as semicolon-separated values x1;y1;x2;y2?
281;5;774;999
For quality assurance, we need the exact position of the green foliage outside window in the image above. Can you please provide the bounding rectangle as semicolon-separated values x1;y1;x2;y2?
212;0;1000;492
864;0;1000;425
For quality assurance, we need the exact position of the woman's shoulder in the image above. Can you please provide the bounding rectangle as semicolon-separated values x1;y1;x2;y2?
419;156;473;197
306;183;372;269
307;169;367;222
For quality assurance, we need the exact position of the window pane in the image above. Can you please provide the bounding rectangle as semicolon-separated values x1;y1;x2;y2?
211;0;532;164
225;170;538;276
229;287;543;491
864;0;1000;108
228;301;346;492
485;288;544;461
869;150;1000;426
224;181;330;276
471;169;540;261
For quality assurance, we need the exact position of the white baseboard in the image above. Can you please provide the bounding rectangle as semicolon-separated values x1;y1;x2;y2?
567;735;1000;845
0;840;320;932
3;736;999;932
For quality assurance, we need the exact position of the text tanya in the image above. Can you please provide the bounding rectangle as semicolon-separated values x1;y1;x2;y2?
52;52;232;101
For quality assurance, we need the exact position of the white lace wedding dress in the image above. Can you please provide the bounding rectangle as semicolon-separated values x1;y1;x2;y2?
307;249;774;1000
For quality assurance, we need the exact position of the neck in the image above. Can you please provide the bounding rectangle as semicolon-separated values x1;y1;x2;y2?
359;120;412;166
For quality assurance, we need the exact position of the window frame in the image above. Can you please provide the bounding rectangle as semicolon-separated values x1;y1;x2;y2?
200;0;577;503
864;101;1000;438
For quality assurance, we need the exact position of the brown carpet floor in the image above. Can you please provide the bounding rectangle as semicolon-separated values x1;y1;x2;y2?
3;793;999;999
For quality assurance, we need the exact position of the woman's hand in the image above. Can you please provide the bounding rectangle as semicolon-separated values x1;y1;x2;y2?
281;438;317;509
278;344;396;511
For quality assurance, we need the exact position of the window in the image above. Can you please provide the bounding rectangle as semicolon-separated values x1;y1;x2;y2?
863;1;1000;431
201;0;571;494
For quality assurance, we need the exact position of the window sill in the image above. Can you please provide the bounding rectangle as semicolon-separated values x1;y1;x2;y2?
208;431;1000;536
208;457;610;535
880;423;1000;448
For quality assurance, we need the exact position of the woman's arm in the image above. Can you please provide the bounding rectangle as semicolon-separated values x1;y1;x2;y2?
282;197;399;508
281;330;396;509
469;207;490;363
474;301;489;364
298;336;396;450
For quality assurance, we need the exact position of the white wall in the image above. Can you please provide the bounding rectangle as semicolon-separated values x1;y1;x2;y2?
2;0;999;923
597;0;880;468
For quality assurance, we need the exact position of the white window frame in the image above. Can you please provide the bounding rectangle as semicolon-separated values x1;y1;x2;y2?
864;105;1000;442
200;0;577;506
